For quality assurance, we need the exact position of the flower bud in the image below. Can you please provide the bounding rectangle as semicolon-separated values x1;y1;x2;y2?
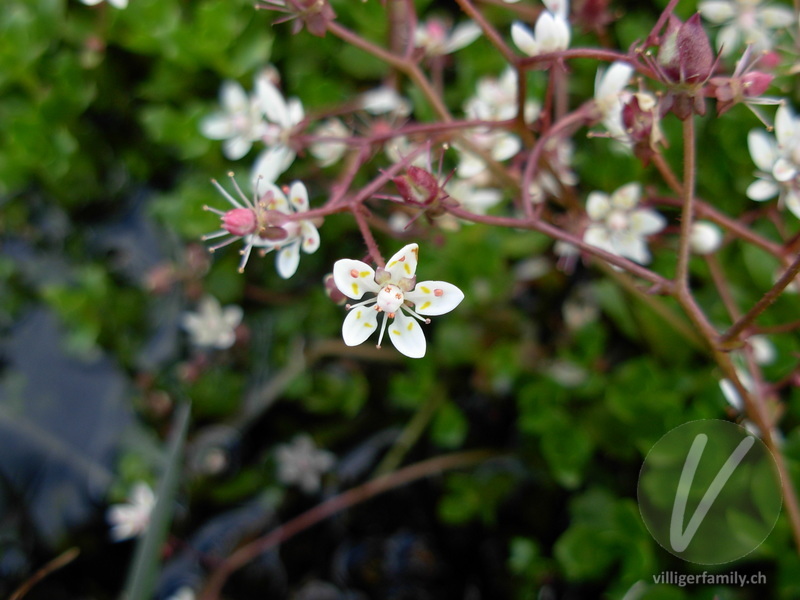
689;221;722;254
222;208;257;237
392;166;441;207
657;14;714;85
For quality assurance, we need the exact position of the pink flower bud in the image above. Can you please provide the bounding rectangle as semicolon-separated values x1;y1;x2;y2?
742;72;773;98
222;208;257;237
323;273;347;304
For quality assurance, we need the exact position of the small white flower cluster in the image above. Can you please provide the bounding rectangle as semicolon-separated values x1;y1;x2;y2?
201;70;304;183
181;295;243;350
747;103;800;219
107;482;155;542
275;435;336;493
699;0;794;57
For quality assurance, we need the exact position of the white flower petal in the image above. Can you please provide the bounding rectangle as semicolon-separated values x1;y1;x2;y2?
584;225;614;254
342;304;379;346
511;22;539;57
276;241;301;279
616;232;650;264
586;191;610;220
775;104;797;148
715;25;740;55
223;136;252;161
251;145;293;183
748;129;778;171
388;310;427;358
406;281;464;315
543;0;568;20
785;189;800;219
300;221;320;253
698;1;735;24
746;178;780;201
611;182;641;210
289;181;309;212
491;134;521;161
385;243;419;281
595;62;633;106
760;6;795;28
773;157;797;182
257;78;290;126
333;259;379;299
629;208;666;236
200;114;235;140
444;21;482;53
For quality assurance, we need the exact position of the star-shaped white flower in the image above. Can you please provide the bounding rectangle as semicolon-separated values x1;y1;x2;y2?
583;183;666;264
309;118;351;167
275;435;336;494
414;18;482;57
333;244;464;358
699;0;794;57
201;80;268;161
203;176;320;276
80;0;128;7
511;0;571;57
181;295;243;350
107;482;156;542
251;77;305;182
747;103;800;219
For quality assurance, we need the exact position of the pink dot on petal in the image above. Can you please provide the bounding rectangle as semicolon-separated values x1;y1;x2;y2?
434;289;444;297
350;269;359;278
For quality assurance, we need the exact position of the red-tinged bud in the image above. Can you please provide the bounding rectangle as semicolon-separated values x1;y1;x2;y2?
323;273;347;304
758;51;781;70
392;166;441;207
222;208;257;237
621;94;663;165
708;71;774;115
657;14;714;85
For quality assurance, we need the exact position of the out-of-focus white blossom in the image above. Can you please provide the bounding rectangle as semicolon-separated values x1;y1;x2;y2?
309;118;351;167
747;103;800;218
181;295;243;350
276;435;336;493
583;183;666;264
699;0;794;57
107;482;155;542
511;0;571;57
358;86;412;117
201;80;268;161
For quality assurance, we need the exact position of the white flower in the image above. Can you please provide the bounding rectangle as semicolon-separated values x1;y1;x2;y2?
181;295;243;350
455;129;521;178
583;183;666;264
204;176;320;276
446;176;503;215
107;482;155;542
747;103;800;218
358;86;413;117
689;221;723;254
275;435;336;494
414;18;482;56
699;0;794;57
511;0;571;57
309;118;350;167
333;243;464;358
251;77;305;182
465;67;540;122
201;80;268;160
80;0;128;7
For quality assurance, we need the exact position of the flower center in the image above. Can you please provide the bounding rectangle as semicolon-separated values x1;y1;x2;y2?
376;284;405;316
607;209;629;232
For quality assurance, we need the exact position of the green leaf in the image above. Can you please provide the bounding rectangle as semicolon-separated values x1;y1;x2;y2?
122;401;191;600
